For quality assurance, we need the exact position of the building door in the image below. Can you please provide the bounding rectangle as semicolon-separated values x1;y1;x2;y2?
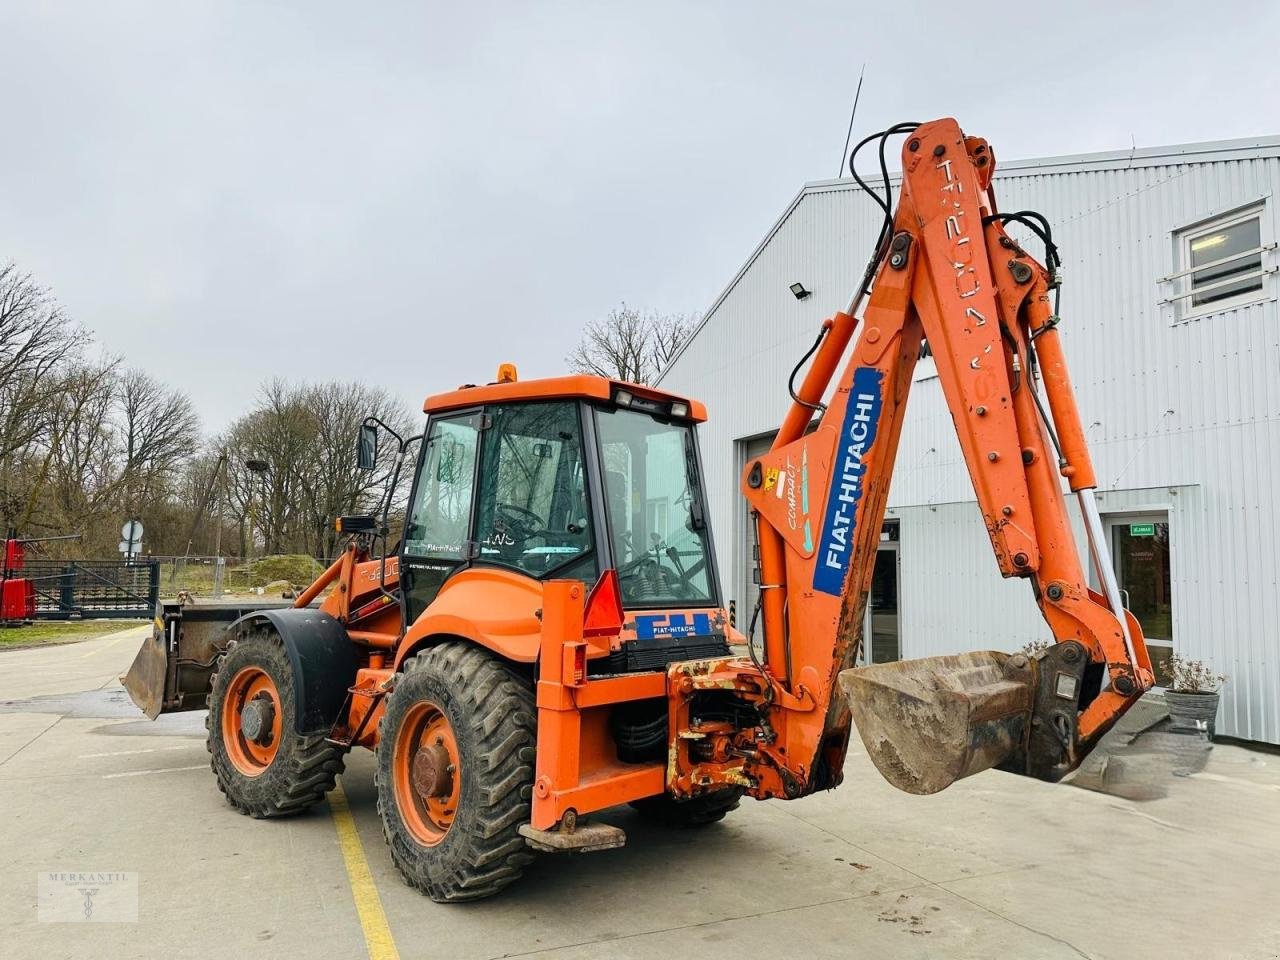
861;521;900;664
1105;513;1173;687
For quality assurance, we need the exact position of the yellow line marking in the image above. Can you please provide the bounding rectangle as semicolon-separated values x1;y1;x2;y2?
329;779;400;960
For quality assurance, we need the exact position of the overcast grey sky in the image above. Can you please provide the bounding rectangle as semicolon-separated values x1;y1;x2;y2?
3;1;1277;430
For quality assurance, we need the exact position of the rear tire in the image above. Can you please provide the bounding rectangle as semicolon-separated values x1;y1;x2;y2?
207;629;346;818
376;642;537;902
630;788;744;827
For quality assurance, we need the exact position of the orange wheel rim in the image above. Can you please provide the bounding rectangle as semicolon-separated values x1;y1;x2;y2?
393;700;461;846
221;665;282;777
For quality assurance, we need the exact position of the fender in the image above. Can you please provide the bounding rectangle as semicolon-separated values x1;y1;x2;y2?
394;567;544;670
230;608;359;735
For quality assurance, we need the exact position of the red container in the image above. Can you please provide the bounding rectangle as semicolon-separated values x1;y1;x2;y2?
2;538;23;573
1;577;35;620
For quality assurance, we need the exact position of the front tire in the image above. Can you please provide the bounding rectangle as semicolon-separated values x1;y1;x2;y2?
376;642;537;902
206;629;346;818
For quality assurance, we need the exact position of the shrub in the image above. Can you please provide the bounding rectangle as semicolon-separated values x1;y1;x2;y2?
1168;654;1228;694
246;554;327;588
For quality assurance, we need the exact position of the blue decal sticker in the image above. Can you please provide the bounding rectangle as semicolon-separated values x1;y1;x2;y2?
634;612;713;639
813;367;884;595
801;449;814;553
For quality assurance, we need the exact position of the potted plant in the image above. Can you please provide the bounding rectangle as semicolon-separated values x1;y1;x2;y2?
1165;655;1228;739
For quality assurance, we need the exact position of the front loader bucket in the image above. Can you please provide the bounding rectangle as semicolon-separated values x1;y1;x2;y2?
839;651;1037;795
122;599;298;719
121;614;169;720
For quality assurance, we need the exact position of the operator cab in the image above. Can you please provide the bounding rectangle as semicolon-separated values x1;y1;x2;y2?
398;368;731;672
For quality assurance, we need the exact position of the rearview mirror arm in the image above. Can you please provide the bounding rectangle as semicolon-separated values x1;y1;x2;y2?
362;415;406;451
375;433;423;601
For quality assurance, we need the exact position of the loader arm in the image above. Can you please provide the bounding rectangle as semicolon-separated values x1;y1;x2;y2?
726;118;1153;797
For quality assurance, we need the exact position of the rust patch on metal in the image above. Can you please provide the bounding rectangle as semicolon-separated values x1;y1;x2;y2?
411;742;454;799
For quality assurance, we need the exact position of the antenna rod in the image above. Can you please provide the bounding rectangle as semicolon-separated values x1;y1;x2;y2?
837;63;867;178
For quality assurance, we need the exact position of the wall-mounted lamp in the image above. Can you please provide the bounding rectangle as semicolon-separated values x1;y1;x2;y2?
789;282;811;301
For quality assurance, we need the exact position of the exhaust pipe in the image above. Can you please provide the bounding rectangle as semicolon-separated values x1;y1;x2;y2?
839;642;1093;794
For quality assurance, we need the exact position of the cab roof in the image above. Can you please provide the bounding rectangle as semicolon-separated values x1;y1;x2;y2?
424;374;707;422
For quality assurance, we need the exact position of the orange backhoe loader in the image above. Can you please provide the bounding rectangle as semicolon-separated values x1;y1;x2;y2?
123;118;1152;902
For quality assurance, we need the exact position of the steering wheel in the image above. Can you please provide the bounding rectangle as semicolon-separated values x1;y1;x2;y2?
494;502;545;543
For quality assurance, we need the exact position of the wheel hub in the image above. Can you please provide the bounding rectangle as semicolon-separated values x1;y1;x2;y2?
411;741;454;799
240;696;276;745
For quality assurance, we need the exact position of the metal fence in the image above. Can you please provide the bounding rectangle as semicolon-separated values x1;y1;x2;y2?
23;559;161;619
148;555;338;600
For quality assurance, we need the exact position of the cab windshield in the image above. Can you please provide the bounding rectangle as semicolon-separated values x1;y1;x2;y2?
473;401;597;581
595;406;715;607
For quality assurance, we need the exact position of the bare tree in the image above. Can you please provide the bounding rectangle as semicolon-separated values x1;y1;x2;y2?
0;265;89;457
16;359;118;537
567;303;696;384
0;264;92;531
300;380;414;557
117;368;200;514
223;381;315;555
0;259;426;561
219;379;414;559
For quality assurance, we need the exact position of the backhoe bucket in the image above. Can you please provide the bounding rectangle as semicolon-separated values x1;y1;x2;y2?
839;651;1038;795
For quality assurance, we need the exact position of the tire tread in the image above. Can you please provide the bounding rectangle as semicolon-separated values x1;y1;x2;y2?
207;630;346;819
376;642;537;902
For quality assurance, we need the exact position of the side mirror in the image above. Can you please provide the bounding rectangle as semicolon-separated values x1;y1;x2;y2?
357;423;378;471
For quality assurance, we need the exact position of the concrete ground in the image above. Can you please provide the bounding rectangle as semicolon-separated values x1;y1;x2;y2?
1;625;1278;960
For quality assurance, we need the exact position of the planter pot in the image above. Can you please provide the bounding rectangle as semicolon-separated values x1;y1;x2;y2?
1165;690;1220;739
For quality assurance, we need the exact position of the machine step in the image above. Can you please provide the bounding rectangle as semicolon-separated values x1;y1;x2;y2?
325;684;386;749
518;820;626;853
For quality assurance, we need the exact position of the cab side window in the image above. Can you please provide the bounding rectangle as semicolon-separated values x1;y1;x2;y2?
403;415;480;559
474;402;596;579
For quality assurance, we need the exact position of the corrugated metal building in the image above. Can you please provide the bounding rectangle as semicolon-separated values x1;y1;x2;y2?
658;135;1280;744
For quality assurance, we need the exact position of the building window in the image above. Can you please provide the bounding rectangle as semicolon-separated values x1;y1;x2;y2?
1165;205;1272;320
1186;211;1263;306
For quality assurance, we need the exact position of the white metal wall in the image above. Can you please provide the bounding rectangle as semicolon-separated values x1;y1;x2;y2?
889;486;1197;656
662;136;1280;743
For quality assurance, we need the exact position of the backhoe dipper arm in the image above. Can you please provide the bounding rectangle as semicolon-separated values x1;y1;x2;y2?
735;118;1153;797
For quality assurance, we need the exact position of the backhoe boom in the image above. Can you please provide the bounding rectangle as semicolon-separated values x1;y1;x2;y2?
672;117;1153;800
